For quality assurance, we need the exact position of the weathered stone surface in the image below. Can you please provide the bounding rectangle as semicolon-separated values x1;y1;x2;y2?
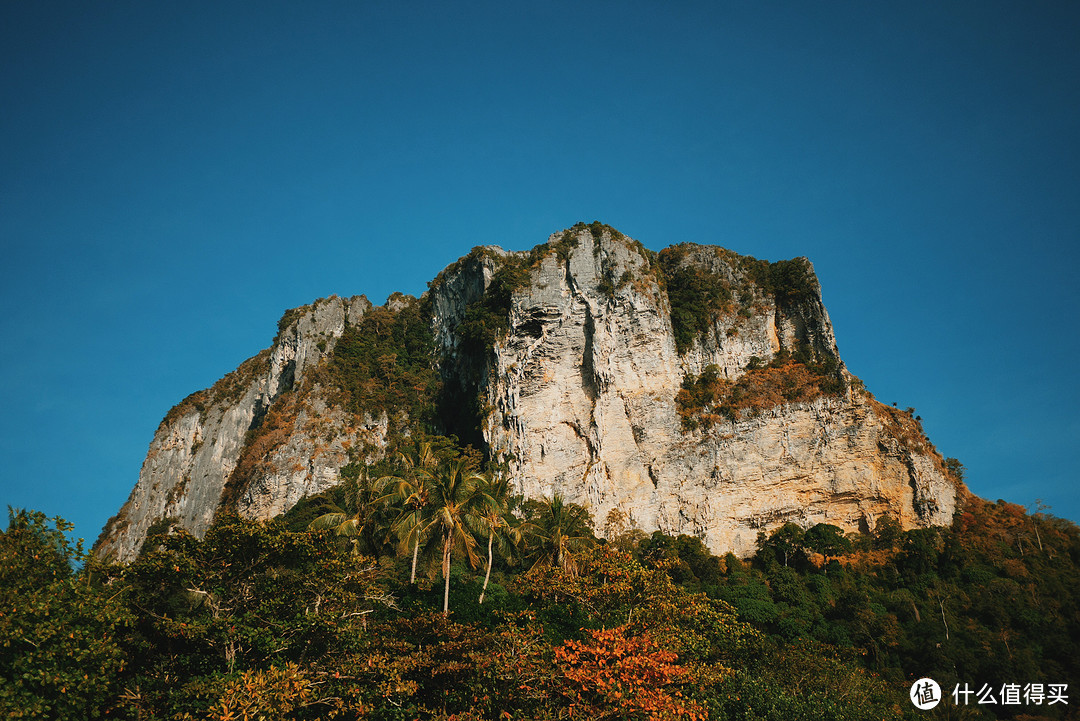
435;227;959;557
95;295;374;562
232;395;390;522
98;225;962;562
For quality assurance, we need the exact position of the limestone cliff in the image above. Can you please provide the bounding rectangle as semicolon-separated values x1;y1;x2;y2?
435;225;958;556
95;295;385;562
97;223;962;562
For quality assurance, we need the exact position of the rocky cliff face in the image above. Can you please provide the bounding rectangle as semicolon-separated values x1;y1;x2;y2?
95;295;383;562
435;226;958;556
97;223;962;562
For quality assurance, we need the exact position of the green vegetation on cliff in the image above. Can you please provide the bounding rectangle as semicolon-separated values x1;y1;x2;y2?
319;296;440;426
658;246;737;355
219;295;442;515
658;244;820;355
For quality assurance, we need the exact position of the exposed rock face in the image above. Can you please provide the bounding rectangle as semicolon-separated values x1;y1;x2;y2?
97;224;961;562
435;227;958;557
95;295;381;562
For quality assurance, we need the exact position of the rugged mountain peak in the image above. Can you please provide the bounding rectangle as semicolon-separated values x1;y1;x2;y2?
97;224;962;562
95;294;374;562
428;224;958;555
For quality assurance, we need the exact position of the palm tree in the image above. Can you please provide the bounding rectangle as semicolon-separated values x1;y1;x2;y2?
474;472;521;605
425;458;487;616
526;493;595;575
307;467;387;555
377;442;439;583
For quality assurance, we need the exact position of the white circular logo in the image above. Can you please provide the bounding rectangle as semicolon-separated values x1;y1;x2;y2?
910;678;942;710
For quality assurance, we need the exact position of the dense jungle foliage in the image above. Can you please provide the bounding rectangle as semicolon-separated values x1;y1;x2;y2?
4;462;1078;720
316;297;441;427
23;229;1075;718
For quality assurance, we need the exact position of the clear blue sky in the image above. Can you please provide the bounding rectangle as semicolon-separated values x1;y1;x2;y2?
2;1;1078;546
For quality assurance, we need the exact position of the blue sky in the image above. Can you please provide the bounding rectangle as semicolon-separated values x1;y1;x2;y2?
2;1;1078;546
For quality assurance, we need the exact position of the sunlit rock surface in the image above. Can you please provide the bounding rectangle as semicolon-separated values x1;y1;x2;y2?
97;226;960;562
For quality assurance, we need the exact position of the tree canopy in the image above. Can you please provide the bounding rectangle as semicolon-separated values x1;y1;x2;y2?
5;485;1078;719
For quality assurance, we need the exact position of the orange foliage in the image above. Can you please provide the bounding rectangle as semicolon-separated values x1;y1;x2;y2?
556;626;706;721
678;362;840;430
208;662;312;721
950;495;1078;562
219;394;301;511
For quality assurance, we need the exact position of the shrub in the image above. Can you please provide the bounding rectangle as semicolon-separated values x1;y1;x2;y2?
676;358;845;430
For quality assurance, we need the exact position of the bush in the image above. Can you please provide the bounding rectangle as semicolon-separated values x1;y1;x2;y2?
677;359;845;430
0;510;130;719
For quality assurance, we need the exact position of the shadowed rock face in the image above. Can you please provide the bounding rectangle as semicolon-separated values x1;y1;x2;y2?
96;224;961;562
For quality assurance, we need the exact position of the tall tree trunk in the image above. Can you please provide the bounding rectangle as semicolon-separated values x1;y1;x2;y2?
410;533;420;584
442;532;452;617
939;598;949;641
480;530;494;605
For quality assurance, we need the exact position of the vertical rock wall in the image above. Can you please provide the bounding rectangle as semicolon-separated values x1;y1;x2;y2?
100;224;962;562
432;227;959;557
95;295;377;562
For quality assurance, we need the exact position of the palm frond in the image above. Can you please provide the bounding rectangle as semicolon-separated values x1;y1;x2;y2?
308;512;349;532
